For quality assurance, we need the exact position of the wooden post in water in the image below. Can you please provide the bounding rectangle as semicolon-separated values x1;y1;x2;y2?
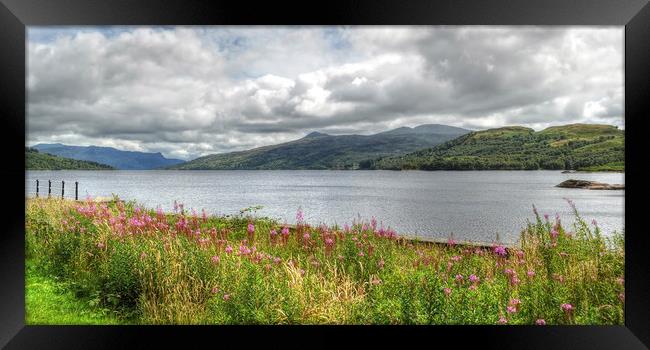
36;180;39;197
75;182;78;201
61;181;65;199
48;180;51;198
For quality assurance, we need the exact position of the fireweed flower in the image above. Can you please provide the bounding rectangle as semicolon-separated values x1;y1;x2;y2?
527;270;536;278
455;274;464;282
536;319;546;325
497;316;508;324
450;255;462;262
507;306;517;314
469;274;479;284
561;303;574;312
494;245;507;257
225;246;233;254
211;256;220;264
223;294;230;301
296;208;304;223
444;288;452;297
303;233;310;240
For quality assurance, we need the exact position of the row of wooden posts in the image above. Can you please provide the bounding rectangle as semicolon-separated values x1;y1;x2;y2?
35;180;79;200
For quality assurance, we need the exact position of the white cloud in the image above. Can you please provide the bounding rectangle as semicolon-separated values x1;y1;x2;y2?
27;26;624;160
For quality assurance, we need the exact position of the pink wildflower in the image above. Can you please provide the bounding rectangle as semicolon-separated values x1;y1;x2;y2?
211;255;220;264
469;274;479;283
527;270;536;278
536;319;546;325
507;306;517;314
223;294;230;301
225;245;233;254
494;245;507;257
561;303;573;312
455;274;464;282
296;207;304;223
444;288;452;297
497;316;508;324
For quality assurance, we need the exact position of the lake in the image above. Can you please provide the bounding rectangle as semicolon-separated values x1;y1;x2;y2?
25;170;624;245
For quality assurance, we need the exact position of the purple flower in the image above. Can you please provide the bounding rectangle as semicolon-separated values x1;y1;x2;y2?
536;319;546;325
494;245;507;257
561;303;573;312
527;270;536;278
296;207;304;222
211;255;220;264
497;316;508;324
247;223;255;234
444;288;452;296
455;274;464;282
469;274;479;283
507;306;517;314
225;245;233;254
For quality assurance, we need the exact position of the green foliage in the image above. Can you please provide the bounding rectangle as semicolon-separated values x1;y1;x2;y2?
372;124;624;171
25;197;624;325
26;147;114;170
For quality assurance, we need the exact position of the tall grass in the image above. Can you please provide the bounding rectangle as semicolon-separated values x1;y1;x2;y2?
25;197;624;325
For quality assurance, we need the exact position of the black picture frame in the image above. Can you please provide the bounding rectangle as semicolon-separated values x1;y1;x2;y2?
1;0;649;348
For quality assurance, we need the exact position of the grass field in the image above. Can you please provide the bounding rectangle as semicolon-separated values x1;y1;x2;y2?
25;197;624;325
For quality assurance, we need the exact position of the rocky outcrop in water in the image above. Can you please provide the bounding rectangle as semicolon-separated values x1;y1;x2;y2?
556;179;624;190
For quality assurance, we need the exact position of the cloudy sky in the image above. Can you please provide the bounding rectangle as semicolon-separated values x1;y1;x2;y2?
27;26;624;160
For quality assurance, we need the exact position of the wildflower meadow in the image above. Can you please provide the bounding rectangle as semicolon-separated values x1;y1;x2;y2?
25;197;624;325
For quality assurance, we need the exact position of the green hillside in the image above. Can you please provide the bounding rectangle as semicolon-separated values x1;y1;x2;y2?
370;124;624;171
171;124;469;170
26;147;114;170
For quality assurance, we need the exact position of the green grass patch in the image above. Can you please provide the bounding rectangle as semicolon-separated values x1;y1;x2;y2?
26;261;123;325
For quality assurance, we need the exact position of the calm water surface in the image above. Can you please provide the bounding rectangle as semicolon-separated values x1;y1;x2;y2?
26;170;624;244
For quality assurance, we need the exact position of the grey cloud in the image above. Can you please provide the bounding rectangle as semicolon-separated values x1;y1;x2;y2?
27;26;623;159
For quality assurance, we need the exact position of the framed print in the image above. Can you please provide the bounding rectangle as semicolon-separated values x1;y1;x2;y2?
1;0;649;348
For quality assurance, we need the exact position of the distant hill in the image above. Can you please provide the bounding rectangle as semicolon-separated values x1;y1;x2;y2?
170;124;470;170
370;124;624;171
32;144;184;170
26;147;114;170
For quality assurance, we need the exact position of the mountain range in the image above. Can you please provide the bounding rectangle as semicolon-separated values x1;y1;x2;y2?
369;124;624;171
26;147;114;170
27;123;624;172
32;144;184;170
169;124;470;170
